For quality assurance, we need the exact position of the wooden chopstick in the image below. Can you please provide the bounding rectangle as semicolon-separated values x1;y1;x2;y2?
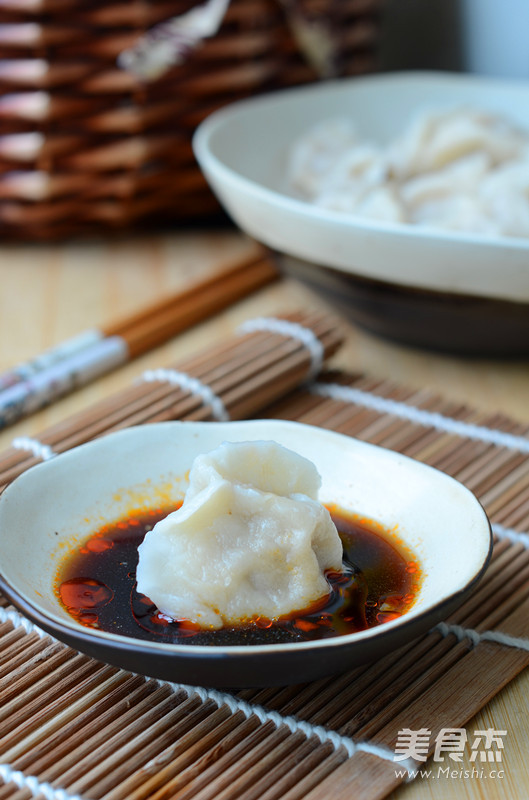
0;310;344;488
107;254;279;358
0;250;279;429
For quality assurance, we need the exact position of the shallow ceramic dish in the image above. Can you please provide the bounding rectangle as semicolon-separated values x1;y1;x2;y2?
193;71;529;355
0;420;491;687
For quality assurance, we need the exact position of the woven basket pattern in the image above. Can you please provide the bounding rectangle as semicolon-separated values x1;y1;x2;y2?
0;0;382;240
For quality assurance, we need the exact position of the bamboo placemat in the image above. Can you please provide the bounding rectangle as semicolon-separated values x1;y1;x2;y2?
1;322;529;800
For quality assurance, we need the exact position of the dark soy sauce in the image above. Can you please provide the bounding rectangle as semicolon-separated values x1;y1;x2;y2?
56;505;421;646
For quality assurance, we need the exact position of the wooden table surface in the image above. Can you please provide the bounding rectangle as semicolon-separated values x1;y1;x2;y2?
0;229;528;800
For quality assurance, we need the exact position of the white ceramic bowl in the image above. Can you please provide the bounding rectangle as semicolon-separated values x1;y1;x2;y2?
194;71;529;355
0;420;491;687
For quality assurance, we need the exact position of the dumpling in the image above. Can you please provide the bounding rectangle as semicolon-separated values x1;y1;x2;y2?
401;152;490;208
286;104;529;238
389;107;524;179
313;144;391;214
479;159;529;237
287;118;358;199
411;194;497;235
352;185;407;223
136;440;343;629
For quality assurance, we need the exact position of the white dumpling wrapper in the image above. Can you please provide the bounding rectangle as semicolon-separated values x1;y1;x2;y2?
287;118;358;199
389;107;524;179
136;440;343;628
401;152;490;208
411;195;497;235
353;185;407;223
479;160;529;237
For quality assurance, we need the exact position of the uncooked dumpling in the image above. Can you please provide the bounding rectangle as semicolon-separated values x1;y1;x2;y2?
136;440;343;628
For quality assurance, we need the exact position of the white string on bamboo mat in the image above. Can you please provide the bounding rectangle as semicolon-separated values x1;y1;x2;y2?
3;602;529;793
157;680;416;775
238;317;325;381
140;368;230;421
492;522;529;549
0;606;417;777
4;600;529;785
310;383;529;454
11;436;56;461
436;622;529;653
0;764;83;800
0;606;46;637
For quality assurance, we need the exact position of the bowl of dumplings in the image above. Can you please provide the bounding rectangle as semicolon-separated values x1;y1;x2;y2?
194;71;529;355
0;420;491;688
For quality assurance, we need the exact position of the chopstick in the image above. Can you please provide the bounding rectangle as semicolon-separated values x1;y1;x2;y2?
0;250;279;429
105;254;278;358
0;309;344;489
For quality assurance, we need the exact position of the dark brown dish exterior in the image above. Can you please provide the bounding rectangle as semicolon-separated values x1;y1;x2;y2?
276;252;529;356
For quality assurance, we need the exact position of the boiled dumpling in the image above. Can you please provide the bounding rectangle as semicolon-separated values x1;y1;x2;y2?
389;107;524;178
479;159;529;237
136;440;343;629
287;105;529;238
287;118;358;199
352;185;407;223
401;152;489;208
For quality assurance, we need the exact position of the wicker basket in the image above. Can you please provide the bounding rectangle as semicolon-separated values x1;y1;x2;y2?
0;0;382;240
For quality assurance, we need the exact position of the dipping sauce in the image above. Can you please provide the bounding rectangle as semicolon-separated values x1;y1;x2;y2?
55;505;421;646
